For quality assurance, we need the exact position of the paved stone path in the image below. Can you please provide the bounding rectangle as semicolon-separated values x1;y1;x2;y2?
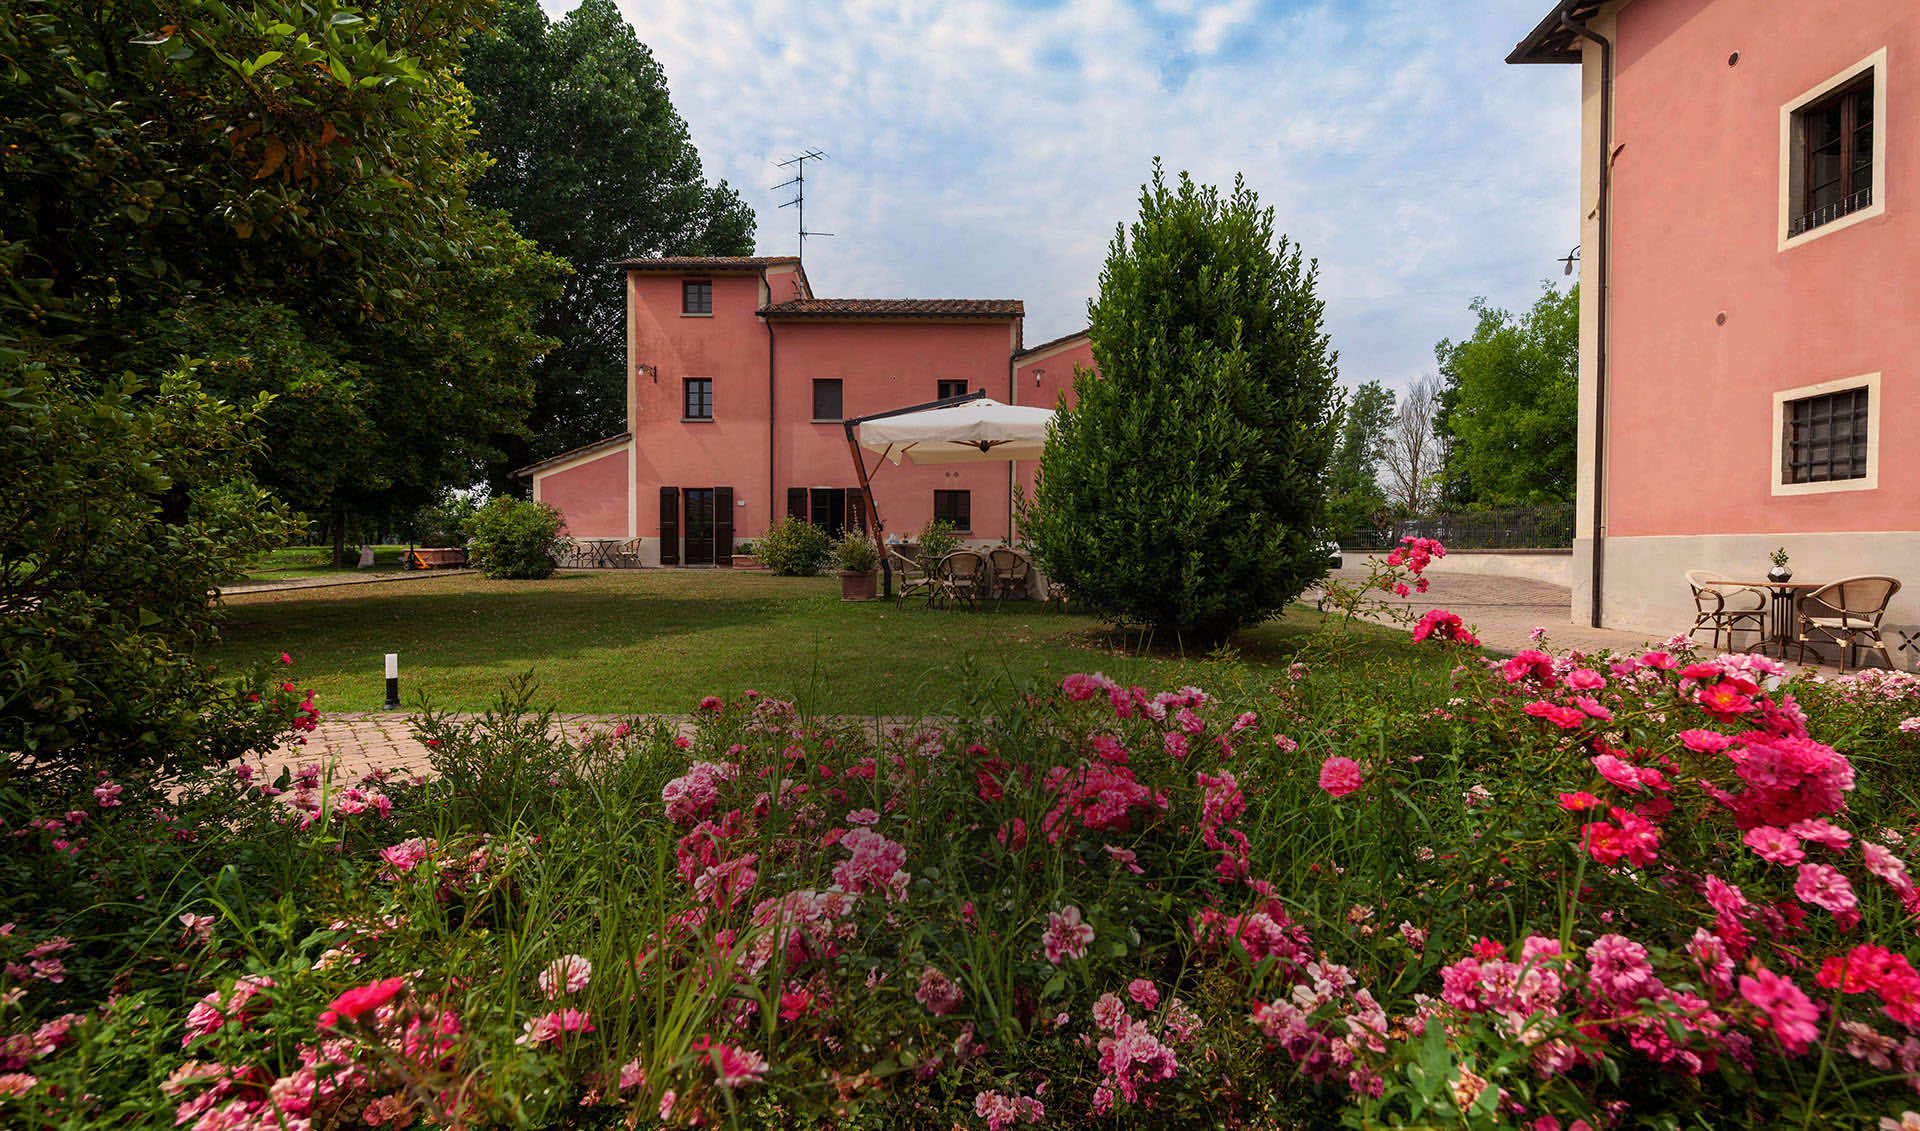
1313;566;1670;658
222;570;473;597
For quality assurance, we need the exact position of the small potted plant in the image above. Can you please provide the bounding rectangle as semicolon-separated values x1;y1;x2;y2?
732;539;764;571
833;531;880;601
1767;546;1792;583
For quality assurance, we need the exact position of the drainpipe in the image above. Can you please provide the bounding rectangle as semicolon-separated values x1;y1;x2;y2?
765;289;778;533
1561;4;1612;630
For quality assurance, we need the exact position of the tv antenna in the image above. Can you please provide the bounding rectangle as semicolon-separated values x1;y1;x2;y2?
774;149;833;262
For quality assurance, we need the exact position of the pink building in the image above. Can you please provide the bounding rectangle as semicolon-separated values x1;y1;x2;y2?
518;256;1094;564
1512;0;1918;665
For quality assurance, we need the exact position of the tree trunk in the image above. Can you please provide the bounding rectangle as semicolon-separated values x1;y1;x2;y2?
331;508;348;567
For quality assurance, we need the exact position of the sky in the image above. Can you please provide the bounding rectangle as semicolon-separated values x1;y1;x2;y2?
543;0;1582;395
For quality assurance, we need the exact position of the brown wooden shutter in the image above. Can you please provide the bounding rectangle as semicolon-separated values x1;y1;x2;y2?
845;488;867;533
786;487;809;522
659;486;679;565
714;487;734;566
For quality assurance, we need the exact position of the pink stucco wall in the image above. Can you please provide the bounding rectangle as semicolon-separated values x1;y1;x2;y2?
628;271;773;543
1012;334;1094;515
536;447;628;539
1605;0;1918;537
775;318;1021;541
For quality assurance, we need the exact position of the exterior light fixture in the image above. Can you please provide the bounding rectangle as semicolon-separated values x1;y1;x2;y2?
1033;367;1045;388
637;363;658;382
1560;245;1581;276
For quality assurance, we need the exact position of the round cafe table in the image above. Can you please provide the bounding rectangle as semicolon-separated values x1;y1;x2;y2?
1723;579;1822;658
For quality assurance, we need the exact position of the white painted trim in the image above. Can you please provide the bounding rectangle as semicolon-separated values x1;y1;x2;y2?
1770;372;1880;496
1778;48;1888;252
1014;333;1092;369
626;443;636;540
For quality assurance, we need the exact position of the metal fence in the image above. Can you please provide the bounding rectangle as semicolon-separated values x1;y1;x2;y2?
1341;503;1576;552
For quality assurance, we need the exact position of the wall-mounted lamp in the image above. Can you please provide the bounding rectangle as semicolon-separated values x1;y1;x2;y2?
1033;367;1045;388
637;363;658;383
1560;245;1581;277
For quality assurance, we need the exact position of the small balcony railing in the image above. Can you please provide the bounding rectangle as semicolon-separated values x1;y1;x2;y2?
1789;186;1873;238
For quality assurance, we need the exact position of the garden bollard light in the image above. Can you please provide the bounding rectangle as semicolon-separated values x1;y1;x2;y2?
384;653;399;710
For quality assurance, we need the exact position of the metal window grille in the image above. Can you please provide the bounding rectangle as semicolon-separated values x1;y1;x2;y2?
682;280;713;314
683;378;713;420
1784;388;1870;484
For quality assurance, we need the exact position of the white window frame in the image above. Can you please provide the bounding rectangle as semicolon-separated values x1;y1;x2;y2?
1778;48;1888;251
1771;372;1880;496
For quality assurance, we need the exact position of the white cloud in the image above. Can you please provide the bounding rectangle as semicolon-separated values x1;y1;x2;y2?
543;0;1581;396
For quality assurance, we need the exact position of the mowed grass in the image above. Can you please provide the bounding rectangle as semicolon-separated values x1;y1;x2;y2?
210;568;1445;716
239;545;411;582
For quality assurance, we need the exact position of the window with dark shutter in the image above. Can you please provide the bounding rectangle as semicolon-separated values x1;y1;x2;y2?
1782;387;1871;484
933;489;971;531
813;379;843;421
1790;71;1876;237
787;487;810;522
659;487;679;565
937;379;969;400
683;378;713;420
682;280;713;314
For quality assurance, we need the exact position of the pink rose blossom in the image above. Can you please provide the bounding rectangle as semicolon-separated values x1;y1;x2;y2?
1318;756;1364;798
1042;905;1095;964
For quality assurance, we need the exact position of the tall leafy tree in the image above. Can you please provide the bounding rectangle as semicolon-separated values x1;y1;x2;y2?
1325;379;1395;539
1;0;565;553
1434;284;1579;507
465;0;756;486
1023;165;1340;646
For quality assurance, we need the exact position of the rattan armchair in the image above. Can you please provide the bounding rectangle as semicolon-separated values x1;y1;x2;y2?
888;547;937;605
1685;569;1767;652
1796;575;1902;672
933;550;989;609
987;547;1033;602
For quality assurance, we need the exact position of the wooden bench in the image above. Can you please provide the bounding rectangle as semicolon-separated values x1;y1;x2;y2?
404;547;468;570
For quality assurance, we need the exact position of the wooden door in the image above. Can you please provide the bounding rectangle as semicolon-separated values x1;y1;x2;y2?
714;487;734;566
659;487;679;565
683;488;715;565
810;487;846;537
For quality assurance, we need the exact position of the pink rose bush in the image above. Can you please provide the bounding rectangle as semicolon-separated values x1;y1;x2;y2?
3;629;1920;1127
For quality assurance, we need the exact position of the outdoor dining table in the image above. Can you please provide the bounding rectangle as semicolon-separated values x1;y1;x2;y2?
1723;578;1824;658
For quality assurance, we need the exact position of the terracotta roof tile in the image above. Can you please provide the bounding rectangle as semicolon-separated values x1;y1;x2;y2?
612;256;801;271
758;298;1023;319
1014;327;1091;359
510;432;632;478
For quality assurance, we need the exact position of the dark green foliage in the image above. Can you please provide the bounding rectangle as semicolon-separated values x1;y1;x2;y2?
915;519;960;565
756;516;831;577
464;0;756;488
831;531;879;574
408;489;481;547
1024;165;1341;644
0;0;565;524
1326;379;1396;541
1435;284;1579;507
463;496;568;580
0;365;306;778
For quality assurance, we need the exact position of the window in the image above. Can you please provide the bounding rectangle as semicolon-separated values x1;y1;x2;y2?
1772;374;1879;496
682;279;713;315
933;489;971;531
937;379;969;400
683;378;713;420
813;379;843;421
1781;51;1886;247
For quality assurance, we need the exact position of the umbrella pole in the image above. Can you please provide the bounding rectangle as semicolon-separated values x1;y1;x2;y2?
843;423;890;599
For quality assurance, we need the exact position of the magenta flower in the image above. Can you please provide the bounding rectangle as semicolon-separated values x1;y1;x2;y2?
1740;966;1821;1054
1318;756;1364;798
1042;905;1095;964
1795;862;1858;915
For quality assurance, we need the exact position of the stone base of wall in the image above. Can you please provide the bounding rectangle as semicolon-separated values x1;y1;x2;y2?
1350;548;1573;588
1577;532;1920;671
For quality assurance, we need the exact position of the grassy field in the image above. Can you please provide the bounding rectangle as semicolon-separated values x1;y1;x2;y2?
239;545;411;582
210;568;1444;715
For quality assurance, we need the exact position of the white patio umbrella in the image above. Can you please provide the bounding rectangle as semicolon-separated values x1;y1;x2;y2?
855;397;1055;465
841;393;1057;596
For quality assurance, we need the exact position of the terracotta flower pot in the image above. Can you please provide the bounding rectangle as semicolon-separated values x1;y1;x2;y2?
839;569;877;601
732;554;765;571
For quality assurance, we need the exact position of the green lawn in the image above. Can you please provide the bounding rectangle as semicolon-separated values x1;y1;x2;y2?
239;545;411;582
210;569;1440;715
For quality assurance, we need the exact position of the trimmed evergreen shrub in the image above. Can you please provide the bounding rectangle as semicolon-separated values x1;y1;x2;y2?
464;496;568;579
757;515;830;577
1023;165;1340;645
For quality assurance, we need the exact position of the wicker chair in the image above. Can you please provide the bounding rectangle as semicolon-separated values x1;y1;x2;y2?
933;550;989;609
988;547;1033;603
1796;575;1902;672
1685;569;1767;652
888;548;937;606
